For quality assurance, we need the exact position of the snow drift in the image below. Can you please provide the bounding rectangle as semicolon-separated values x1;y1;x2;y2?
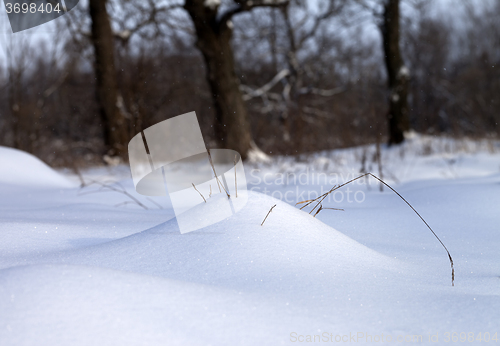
0;146;74;188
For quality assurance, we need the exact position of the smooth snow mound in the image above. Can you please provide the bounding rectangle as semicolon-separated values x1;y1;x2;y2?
0;146;74;188
39;191;404;288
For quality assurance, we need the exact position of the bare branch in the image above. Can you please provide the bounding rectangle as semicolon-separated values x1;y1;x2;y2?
241;69;290;101
297;0;344;49
219;0;289;27
299;86;345;97
302;106;334;119
37;71;69;109
113;2;184;44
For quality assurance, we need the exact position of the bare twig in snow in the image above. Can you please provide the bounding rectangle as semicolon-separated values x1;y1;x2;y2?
146;197;164;209
296;173;455;286
192;183;206;203
207;149;230;198
80;179;150;210
207;149;221;192
376;137;384;192
313;204;344;217
261;204;277;226
234;154;238;198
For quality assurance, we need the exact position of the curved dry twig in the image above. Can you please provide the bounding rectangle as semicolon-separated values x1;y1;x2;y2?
296;173;455;286
261;204;277;226
79;179;150;210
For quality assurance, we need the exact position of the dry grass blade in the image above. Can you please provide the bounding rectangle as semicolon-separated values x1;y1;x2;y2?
192;183;206;203
363;173;455;286
295;199;315;205
146;197;164;209
219;180;230;198
313;205;344;217
79;179;149;210
234;154;238;198
261;204;276;226
207;149;221;192
72;163;85;188
295;186;337;212
309;185;337;215
313;204;323;217
115;201;143;208
295;172;455;286
297;190;331;210
207;149;230;198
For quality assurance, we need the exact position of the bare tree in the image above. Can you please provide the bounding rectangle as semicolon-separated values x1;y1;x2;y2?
3;0;499;168
183;0;289;159
237;1;345;149
381;0;410;144
2;32;46;152
280;0;344;143
89;0;128;158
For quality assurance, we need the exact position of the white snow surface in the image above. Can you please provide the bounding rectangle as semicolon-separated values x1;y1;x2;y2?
0;146;74;188
1;134;499;345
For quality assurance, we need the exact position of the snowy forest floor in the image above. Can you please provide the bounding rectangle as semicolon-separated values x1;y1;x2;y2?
1;133;499;345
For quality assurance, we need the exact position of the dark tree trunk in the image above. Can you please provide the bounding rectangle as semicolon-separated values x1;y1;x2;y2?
184;0;253;159
8;71;21;150
281;5;305;147
381;0;410;145
89;0;128;158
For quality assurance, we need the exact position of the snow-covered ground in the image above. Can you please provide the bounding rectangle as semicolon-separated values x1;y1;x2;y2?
1;134;499;345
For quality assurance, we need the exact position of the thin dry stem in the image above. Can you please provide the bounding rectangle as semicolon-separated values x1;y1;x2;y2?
296;190;331;210
72;163;85;188
313;205;323;217
376;136;384;192
207;149;230;198
313;205;344;217
308;185;337;215
207;149;221;193
115;201;144;208
219;179;230;198
146;197;164;209
79;179;149;210
296;172;455;286
261;204;276;226
234;154;238;198
192;183;206;203
296;199;315;205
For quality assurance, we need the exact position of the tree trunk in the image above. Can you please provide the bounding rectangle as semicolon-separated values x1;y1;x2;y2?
281;5;305;148
184;0;253;159
381;0;410;145
8;70;21;150
89;0;128;158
